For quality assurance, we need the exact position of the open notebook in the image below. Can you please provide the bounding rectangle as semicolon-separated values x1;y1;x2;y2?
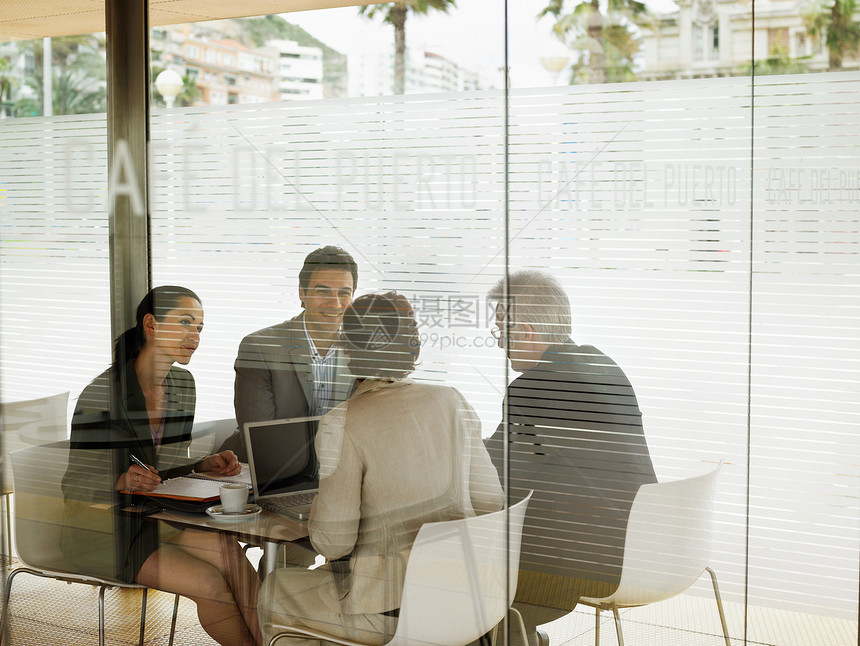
125;463;252;504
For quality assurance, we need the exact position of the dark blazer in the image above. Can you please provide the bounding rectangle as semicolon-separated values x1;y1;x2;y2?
486;339;656;586
61;360;197;583
222;313;355;461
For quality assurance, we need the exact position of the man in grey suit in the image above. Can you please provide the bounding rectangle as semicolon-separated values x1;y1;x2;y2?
219;246;358;461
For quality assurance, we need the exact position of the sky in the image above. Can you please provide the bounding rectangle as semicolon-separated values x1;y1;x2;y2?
284;0;679;88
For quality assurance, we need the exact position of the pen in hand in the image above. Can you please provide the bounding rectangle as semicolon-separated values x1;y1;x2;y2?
129;453;158;475
126;453;160;493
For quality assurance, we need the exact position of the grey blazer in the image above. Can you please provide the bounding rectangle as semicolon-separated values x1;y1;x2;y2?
222;313;354;461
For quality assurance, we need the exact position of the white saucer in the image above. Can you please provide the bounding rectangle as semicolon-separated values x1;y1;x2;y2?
205;503;262;521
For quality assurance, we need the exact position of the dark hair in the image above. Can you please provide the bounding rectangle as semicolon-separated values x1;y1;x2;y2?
112;285;202;368
340;292;420;380
298;246;358;295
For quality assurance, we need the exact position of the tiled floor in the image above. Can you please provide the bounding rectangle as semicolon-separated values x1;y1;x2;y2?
539;593;857;646
2;573;213;645
1;561;856;645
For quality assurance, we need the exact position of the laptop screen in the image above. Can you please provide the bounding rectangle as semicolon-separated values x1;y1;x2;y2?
243;416;321;498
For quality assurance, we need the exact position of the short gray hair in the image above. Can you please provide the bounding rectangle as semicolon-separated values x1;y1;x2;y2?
488;270;571;344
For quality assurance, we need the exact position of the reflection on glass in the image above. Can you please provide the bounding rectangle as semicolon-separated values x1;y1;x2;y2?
1;1;858;644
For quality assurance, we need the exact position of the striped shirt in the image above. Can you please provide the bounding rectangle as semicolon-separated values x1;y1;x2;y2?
304;320;339;416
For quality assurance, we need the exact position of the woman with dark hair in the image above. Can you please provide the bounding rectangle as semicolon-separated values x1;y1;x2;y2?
259;292;504;646
62;286;262;646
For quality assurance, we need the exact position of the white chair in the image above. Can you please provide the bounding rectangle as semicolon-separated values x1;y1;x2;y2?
0;442;179;646
0;392;69;447
268;493;533;646
0;392;69;563
577;462;731;646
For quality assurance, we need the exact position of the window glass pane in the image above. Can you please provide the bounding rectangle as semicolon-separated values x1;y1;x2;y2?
748;71;860;631
0;36;110;410
503;75;750;639
149;96;508;426
748;0;860;629
512;0;859;643
149;8;509;645
0;1;858;644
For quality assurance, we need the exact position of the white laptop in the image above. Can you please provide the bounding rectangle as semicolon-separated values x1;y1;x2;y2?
243;415;322;520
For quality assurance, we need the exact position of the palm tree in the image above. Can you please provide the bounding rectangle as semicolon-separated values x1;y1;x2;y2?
176;73;201;107
0;54;17;117
52;65;106;114
541;0;650;84
358;0;457;95
17;34;107;115
804;0;860;69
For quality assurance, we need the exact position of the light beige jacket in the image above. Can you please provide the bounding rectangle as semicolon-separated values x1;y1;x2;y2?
308;378;504;615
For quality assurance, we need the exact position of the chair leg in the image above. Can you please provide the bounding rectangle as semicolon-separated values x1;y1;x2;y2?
2;570;162;646
706;566;732;646
510;606;530;646
611;607;624;646
98;585;107;646
137;588;148;646
168;594;180;646
1;494;11;567
593;607;600;646
490;608;529;646
1;568;26;646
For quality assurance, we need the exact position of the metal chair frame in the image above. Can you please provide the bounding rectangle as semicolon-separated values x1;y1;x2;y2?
1;443;180;646
2;565;179;646
577;463;732;646
580;566;731;646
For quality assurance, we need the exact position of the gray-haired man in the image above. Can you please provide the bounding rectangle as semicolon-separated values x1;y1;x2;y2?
486;269;656;646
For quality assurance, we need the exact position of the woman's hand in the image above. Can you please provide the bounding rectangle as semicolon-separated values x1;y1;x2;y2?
117;464;161;492
197;450;241;476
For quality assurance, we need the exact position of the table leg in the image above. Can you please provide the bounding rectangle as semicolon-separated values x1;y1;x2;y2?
261;540;279;578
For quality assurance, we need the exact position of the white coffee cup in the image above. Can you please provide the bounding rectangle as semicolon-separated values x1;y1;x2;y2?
220;483;249;514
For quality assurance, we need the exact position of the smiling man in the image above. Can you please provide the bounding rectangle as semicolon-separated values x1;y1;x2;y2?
219;246;358;461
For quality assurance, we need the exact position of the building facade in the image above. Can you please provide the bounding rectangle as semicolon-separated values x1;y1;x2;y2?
349;46;494;97
266;39;324;100
154;25;277;105
641;0;858;80
152;24;325;105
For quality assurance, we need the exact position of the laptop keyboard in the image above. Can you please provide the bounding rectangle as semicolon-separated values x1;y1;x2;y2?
258;491;316;515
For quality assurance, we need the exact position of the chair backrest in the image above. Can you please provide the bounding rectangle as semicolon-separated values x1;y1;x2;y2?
9;441;75;573
1;392;70;492
390;493;531;646
608;462;722;606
